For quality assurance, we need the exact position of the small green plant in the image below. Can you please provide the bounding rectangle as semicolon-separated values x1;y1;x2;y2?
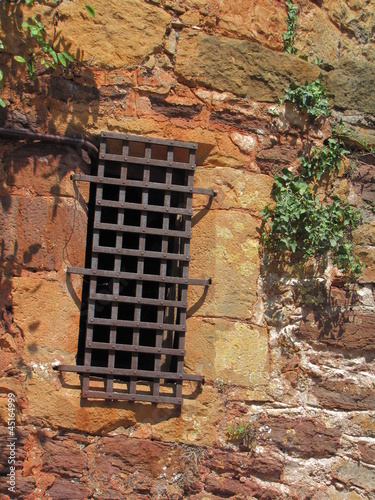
14;17;74;79
281;79;331;118
226;421;256;450
282;0;298;55
1;1;95;103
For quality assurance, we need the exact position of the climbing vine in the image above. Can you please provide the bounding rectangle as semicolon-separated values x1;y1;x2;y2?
262;82;362;278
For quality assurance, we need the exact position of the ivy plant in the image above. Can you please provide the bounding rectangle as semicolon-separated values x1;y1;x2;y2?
281;79;331;119
261;167;361;277
263;81;362;278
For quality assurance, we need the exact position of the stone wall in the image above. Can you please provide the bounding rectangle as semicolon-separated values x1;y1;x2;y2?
0;0;374;498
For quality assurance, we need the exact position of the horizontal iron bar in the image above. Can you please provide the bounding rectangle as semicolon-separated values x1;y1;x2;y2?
55;364;203;382
71;173;193;193
86;341;186;356
99;153;195;171
98;198;193;216
191;187;217;197
86;317;186;332
67;266;212;286
93;245;189;261
71;174;210;197
101;131;198;150
95;221;191;238
91;292;187;308
82;390;184;405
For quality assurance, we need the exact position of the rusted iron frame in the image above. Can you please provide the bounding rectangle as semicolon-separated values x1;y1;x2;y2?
63;132;210;404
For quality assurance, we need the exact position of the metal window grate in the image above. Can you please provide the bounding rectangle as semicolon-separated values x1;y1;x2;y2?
57;132;213;405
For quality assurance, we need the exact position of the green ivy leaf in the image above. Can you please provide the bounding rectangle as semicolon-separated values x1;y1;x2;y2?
84;5;96;17
0;98;6;108
57;52;66;67
14;55;27;63
62;51;74;62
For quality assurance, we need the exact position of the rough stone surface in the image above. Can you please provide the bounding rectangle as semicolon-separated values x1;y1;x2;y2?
175;31;320;102
56;0;171;68
189;209;260;318
186;317;269;390
0;195;87;272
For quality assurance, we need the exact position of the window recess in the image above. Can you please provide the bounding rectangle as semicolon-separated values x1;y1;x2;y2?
56;132;214;405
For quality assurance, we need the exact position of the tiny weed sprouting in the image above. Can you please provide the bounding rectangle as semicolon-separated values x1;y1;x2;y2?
226;421;256;451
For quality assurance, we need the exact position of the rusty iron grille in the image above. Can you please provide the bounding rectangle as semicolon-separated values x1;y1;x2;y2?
57;132;212;405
